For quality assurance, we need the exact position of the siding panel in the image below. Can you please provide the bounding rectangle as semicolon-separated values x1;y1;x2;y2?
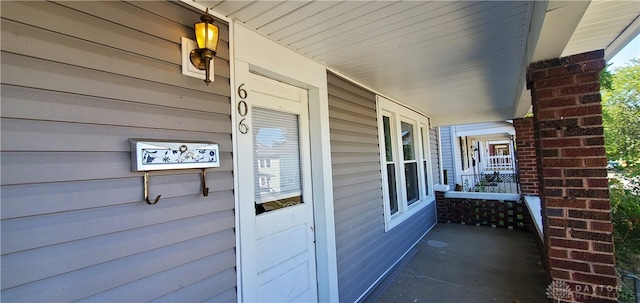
0;1;235;301
430;126;441;185
439;126;456;185
328;72;436;303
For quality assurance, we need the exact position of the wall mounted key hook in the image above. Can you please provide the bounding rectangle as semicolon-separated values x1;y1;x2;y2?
144;171;161;205
201;169;209;196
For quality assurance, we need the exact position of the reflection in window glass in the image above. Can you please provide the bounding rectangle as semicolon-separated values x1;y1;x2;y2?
405;162;418;204
253;107;303;215
383;115;398;215
383;116;393;162
401;122;414;161
402;122;418;205
387;164;398;215
421;127;430;195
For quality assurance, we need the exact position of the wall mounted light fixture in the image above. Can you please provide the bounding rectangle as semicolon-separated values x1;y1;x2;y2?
181;8;219;85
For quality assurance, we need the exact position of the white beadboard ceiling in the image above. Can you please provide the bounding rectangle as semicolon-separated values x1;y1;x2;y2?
194;0;639;126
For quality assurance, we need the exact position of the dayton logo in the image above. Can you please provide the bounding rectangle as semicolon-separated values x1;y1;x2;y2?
546;280;572;302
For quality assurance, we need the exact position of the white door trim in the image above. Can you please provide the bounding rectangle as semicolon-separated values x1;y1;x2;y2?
233;21;339;302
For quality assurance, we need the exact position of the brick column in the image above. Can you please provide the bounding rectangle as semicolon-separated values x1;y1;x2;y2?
514;117;539;195
528;50;616;302
435;187;449;223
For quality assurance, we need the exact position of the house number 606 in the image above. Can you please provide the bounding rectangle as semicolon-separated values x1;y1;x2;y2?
237;84;249;134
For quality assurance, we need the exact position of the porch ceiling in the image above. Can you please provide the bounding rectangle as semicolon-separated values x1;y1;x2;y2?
194;0;639;126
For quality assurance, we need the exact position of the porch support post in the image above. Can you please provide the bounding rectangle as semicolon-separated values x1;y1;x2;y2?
527;49;617;302
513;117;539;195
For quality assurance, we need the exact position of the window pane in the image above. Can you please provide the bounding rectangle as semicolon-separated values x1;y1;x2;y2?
420;127;426;159
253;107;303;215
401;122;414;160
383;116;393;162
387;164;398;215
424;161;429;195
405;162;419;205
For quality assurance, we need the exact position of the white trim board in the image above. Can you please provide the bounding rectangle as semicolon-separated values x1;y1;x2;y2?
233;21;339;303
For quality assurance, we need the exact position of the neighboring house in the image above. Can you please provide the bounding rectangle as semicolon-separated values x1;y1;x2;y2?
1;1;638;303
439;121;517;192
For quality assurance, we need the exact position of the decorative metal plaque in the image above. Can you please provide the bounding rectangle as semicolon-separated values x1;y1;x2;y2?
129;139;220;171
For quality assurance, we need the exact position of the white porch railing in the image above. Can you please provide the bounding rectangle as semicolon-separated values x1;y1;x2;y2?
486;155;513;171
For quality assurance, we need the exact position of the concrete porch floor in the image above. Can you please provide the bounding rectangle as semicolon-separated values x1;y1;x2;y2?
376;224;548;303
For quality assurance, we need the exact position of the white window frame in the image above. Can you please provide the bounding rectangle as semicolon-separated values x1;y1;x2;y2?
377;96;435;231
420;123;433;201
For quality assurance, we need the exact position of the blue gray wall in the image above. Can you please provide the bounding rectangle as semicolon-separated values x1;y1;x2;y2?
1;1;236;301
327;72;437;303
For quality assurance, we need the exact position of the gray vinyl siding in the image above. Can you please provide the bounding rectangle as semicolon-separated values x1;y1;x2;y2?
439;126;456;185
429;127;441;185
328;72;437;303
1;1;235;302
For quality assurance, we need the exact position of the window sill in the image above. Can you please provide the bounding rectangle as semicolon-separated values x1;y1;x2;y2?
385;196;435;231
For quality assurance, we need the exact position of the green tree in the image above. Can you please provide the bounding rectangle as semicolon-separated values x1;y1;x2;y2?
601;59;640;166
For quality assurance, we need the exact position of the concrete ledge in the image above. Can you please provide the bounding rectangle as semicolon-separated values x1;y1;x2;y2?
523;195;543;242
434;184;450;192
444;191;520;201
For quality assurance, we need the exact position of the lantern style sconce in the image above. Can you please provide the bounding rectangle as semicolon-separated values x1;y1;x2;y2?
181;8;219;85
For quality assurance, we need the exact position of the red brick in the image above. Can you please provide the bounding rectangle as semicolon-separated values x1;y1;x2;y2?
534;88;554;99
572;272;617;286
590;221;613;232
536;76;576;89
588;200;611;210
570;251;615;264
577;72;599;84
593;242;614;253
542;149;559;157
586;178;608;188
542;158;582;167
544;168;563;177
583;136;604;146
562;147;605;157
549;238;589;250
558;83;600;97
540;138;582;148
580;93;601;104
537;108;558;119
559;105;602;117
547;218;587;229
565;169;607;178
540;129;559;138
592;265;616;276
582;59;606;72
568;50;605;64
549;258;591;272
547;226;567;238
549;248;569;258
568;209;611;221
545;197;586;208
570;230;613;242
529;69;547;81
548;63;584;77
551;269;572;280
583;158;607;167
565;126;603;137
566;189;609;199
545;179;563;187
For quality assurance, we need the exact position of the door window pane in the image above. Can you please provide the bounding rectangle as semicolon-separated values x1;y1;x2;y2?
253;107;303;214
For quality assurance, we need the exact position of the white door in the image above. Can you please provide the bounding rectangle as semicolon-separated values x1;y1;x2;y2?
236;69;318;302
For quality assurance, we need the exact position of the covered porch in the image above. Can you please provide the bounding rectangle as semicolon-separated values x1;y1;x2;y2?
376;223;548;302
